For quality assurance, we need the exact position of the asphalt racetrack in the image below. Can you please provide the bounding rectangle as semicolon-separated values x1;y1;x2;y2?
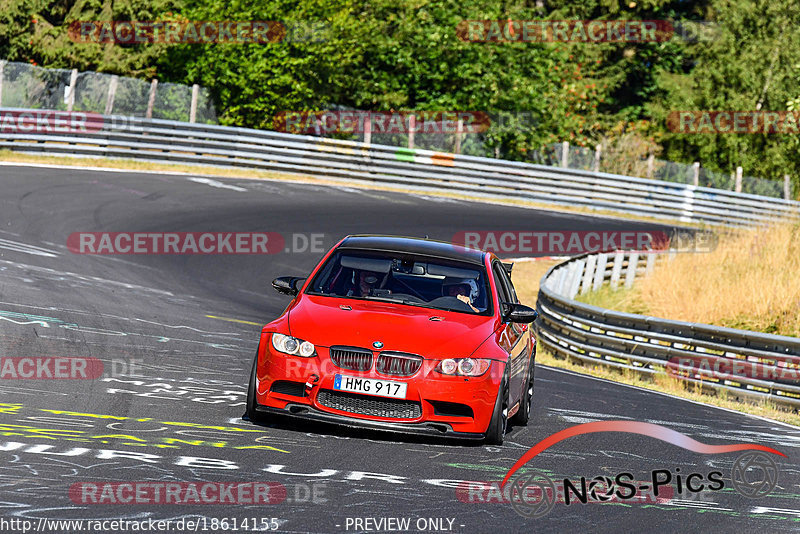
0;163;797;533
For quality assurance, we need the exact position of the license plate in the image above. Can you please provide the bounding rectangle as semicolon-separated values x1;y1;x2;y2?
333;374;407;399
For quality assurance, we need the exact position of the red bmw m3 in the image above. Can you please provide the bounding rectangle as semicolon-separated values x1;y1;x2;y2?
245;235;538;444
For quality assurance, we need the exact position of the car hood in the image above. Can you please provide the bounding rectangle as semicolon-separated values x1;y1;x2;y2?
287;295;498;358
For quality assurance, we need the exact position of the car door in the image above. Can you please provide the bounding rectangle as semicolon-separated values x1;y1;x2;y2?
491;261;530;406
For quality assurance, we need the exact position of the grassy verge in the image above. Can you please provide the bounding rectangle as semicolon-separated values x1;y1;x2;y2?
510;257;800;426
0;150;706;228
575;223;800;337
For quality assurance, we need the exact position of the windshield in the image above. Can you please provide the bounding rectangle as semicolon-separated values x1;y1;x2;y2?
306;251;491;315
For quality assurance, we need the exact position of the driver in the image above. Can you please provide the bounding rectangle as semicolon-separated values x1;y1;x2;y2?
348;270;380;297
443;278;480;312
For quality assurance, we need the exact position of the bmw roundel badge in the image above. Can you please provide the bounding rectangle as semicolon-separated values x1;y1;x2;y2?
373;341;384;349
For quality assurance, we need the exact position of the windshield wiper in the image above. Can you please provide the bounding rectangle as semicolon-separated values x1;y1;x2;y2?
364;296;427;307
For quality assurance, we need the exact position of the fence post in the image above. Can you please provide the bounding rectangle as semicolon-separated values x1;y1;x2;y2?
610;251;625;289
568;259;585;299
66;68;78;112
408;114;416;149
580;255;597;295
646;152;655;179
454;117;463;154
785;175;792;200
363;113;372;145
624;252;639;288
645;252;656;275
104;75;118;115
735;166;743;193
692;162;700;187
593;143;601;172
189;83;199;123
145;79;158;119
0;60;5;107
592;253;608;291
561;141;569;168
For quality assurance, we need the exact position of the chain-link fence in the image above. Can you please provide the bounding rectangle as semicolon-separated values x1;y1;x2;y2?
0;61;216;123
528;142;792;199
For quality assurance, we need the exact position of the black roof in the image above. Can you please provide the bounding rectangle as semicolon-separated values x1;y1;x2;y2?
337;235;486;265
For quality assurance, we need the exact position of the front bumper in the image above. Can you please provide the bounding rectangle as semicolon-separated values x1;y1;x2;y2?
253;335;503;437
253;403;484;439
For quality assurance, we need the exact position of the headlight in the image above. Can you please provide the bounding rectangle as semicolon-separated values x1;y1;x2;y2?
271;333;316;357
435;358;491;376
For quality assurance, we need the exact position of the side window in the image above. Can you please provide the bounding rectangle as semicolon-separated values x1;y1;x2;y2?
492;263;510;304
499;266;519;304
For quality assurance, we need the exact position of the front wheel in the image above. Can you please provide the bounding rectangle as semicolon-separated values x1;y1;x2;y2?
245;351;264;423
485;367;509;445
511;357;535;426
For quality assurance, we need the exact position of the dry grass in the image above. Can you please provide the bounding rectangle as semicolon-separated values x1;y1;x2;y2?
629;222;800;337
537;349;800;426
510;259;560;306
509;251;800;426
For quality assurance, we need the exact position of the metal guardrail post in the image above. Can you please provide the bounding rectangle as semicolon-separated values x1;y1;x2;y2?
561;141;569;168
593;144;601;173
146;79;158;119
408;114;415;149
190;84;199;123
0;60;5;107
363;114;372;145
735;166;743;193
104;75;118;115
693;162;700;187
66;68;78;112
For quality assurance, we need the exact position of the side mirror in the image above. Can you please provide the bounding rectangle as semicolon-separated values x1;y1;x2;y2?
505;303;539;323
272;276;305;296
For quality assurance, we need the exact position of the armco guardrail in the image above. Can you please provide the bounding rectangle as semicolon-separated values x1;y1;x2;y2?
537;251;800;407
1;108;799;226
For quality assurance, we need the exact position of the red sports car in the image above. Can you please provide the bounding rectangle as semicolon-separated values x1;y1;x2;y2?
245;235;537;444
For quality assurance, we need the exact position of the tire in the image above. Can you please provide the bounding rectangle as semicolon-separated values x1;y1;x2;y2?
511;356;535;426
245;350;263;423
485;365;509;445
